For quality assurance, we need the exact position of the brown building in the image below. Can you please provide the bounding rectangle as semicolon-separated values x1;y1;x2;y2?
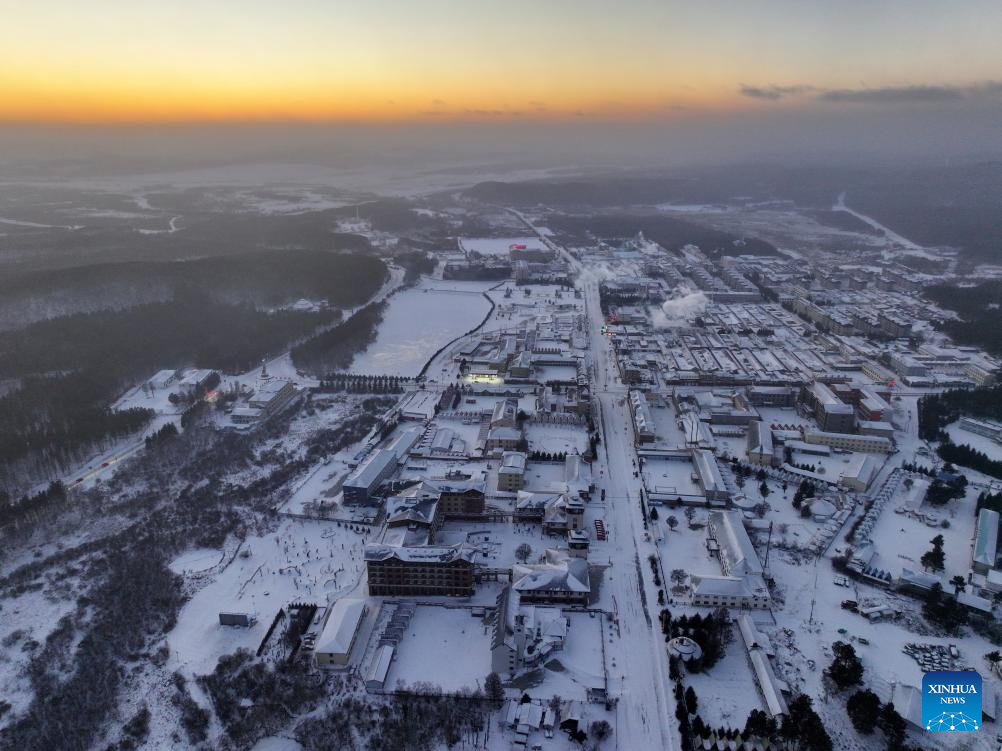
437;481;487;515
364;543;477;597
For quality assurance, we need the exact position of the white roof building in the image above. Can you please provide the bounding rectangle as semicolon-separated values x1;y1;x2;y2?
974;508;1000;574
365;644;395;692
315;598;367;666
512;549;590;606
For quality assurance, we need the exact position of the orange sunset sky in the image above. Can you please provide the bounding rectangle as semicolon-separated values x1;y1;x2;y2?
1;0;1001;124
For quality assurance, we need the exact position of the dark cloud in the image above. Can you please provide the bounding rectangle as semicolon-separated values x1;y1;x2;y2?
740;84;815;100
742;81;1002;105
819;85;966;103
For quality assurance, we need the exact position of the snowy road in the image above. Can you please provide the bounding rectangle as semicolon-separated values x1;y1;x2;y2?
515;202;681;750
833;192;929;253
585;279;681;751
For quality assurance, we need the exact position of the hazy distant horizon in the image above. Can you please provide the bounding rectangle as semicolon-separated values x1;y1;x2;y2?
3;112;1002;185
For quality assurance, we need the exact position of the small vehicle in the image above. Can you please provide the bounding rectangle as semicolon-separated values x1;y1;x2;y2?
841;600;859;612
101;461;110;467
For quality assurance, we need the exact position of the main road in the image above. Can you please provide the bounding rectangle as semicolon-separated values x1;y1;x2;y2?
508;208;681;750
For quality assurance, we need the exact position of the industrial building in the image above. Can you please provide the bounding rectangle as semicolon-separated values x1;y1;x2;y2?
343;449;399;506
692;449;731;503
974;509;1000;576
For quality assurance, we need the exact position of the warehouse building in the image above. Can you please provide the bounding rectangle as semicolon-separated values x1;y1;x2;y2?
343;449;398;506
314;598;368;667
974;509;1000;576
692;449;731;503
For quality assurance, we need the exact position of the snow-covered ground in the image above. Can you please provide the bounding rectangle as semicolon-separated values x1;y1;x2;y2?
349;278;493;376
946;421;1002;463
385;605;493;694
167;518;375;680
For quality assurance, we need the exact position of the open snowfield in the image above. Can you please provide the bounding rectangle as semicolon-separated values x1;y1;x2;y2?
349;279;493;376
526;424;589;456
685;645;764;728
384;605;493;694
167;518;374;679
947;421;1002;463
642;457;704;500
864;478;979;583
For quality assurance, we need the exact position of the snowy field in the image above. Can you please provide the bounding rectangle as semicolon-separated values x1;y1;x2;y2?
349;280;493;376
167;518;374;679
685;646;764;728
642;457;703;499
946;421;1002;462
384;605;493;694
526;424;589;455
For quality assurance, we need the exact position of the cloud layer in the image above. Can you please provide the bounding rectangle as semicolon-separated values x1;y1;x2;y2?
741;81;1002;105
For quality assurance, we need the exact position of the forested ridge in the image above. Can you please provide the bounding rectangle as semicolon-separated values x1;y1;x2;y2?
0;249;387;331
925;281;1002;355
0;251;388;494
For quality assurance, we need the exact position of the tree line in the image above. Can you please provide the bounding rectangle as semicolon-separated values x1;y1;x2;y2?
291;301;387;376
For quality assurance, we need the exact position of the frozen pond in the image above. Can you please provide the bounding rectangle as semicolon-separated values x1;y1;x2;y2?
349;280;493;376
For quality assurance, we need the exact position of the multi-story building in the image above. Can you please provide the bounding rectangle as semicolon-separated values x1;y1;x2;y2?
697;510;771;609
497;451;528;492
512;549;590;606
436;480;487;516
746;386;795;408
803;430;892;453
364;543;477;597
486;426;522;453
803;381;856;433
629;390;656;443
